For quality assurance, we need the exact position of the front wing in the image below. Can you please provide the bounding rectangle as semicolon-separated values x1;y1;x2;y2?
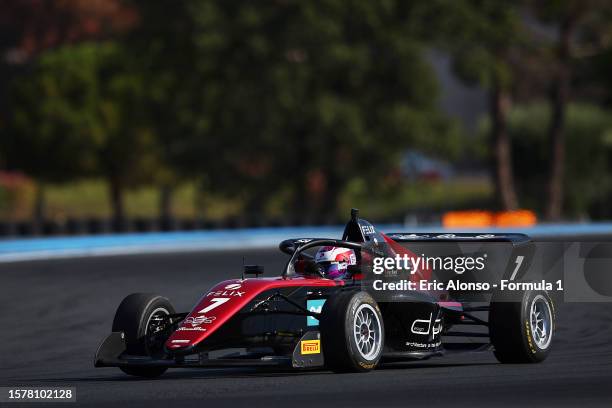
94;331;323;369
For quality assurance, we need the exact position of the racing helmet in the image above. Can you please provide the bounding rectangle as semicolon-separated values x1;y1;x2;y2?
314;246;356;279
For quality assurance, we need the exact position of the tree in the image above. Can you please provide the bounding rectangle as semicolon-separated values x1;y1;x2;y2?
0;0;136;64
426;0;528;211
5;42;162;229
88;43;161;228
4;46;102;225
531;0;612;220
0;0;137;119
5;0;463;226
502;103;612;218
180;0;459;221
125;0;201;221
0;0;138;227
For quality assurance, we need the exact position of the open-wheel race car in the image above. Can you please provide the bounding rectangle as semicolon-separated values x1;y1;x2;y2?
94;209;555;377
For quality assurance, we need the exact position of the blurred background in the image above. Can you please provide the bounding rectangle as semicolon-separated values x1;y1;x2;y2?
1;0;612;236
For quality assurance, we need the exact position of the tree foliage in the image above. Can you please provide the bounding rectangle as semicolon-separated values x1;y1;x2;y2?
6;0;612;223
5;42;162;222
481;103;612;217
120;0;461;219
2;0;461;221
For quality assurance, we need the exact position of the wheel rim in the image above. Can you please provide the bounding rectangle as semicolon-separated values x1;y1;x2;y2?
529;295;553;350
353;304;382;361
145;307;170;355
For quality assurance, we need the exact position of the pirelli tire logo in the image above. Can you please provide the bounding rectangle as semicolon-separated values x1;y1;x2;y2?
300;340;321;355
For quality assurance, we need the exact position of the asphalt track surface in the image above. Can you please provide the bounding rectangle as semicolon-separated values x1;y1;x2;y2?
1;247;612;407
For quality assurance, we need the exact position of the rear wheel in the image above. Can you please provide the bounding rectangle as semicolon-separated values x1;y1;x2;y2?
320;291;384;372
489;289;555;363
112;293;175;377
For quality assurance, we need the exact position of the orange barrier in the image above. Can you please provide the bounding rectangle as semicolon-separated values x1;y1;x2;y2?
494;210;537;227
442;211;494;228
442;210;537;228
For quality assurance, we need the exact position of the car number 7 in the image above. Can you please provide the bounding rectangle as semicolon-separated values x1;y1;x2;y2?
198;297;230;314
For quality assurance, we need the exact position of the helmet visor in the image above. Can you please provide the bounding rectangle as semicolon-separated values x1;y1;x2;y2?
319;261;344;278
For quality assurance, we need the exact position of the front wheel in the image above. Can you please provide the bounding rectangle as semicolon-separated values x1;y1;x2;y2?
320;291;384;372
112;293;175;377
489;290;555;363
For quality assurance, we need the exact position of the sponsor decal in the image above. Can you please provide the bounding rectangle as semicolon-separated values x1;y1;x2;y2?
390;234;430;240
179;314;216;332
295;239;313;243
207;287;245;297
306;299;326;326
300;340;321;355
389;233;498;240
184;315;216;326
361;225;376;235
405;341;442;349
177;326;206;331
410;313;442;336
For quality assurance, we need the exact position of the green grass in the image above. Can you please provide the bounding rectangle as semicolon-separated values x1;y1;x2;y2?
45;181;112;219
0;177;493;222
0;179;242;221
339;177;492;220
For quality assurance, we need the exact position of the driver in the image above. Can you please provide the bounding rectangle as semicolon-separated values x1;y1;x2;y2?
314;246;357;279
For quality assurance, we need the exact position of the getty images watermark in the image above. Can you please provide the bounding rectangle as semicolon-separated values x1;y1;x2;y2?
370;252;563;292
358;240;612;302
363;241;612;302
373;253;487;274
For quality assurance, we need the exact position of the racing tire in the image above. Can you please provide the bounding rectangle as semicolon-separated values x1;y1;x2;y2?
489;289;555;363
319;291;384;372
112;293;175;377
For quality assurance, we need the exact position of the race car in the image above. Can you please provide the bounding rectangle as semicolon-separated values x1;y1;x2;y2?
94;209;555;377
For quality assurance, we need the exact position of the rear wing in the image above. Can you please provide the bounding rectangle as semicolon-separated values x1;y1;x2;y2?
385;233;531;246
384;232;536;299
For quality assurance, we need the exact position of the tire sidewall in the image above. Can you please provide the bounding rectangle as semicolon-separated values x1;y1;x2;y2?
520;290;555;362
112;294;175;356
342;292;384;371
